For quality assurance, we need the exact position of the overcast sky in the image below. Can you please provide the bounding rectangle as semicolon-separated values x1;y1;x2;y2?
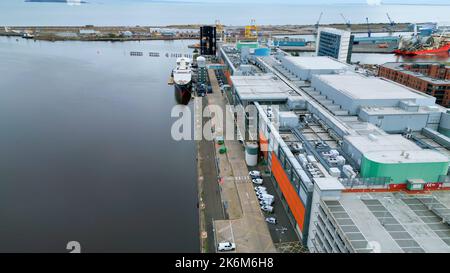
148;0;450;4
101;0;450;6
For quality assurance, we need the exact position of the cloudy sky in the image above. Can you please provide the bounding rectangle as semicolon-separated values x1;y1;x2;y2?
151;0;449;3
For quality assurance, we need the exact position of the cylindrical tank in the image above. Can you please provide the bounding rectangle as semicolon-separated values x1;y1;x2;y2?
245;142;258;167
254;47;270;56
197;56;206;68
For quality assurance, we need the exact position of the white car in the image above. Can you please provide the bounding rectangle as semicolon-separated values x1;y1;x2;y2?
252;178;263;185
261;205;274;213
265;217;277;225
257;193;274;200
254;186;266;192
217;242;236;252
260;200;273;206
249;170;261;178
256;189;267;195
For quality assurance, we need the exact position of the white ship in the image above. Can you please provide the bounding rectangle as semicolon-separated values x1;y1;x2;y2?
172;57;193;105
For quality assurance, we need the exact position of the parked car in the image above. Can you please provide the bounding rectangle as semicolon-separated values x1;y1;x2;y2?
265;217;277;225
257;193;274;201
249;170;261;178
260;199;274;206
217;242;236;252
261;205;274;213
256;189;267;195
252;178;263;185
254;186;267;192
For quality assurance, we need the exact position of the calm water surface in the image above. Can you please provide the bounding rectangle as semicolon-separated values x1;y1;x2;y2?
0;37;198;252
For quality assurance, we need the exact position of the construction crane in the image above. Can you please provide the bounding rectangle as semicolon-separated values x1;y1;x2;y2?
384;13;396;32
386;13;395;27
315;12;323;32
215;19;225;42
244;19;258;40
366;17;372;38
340;13;351;30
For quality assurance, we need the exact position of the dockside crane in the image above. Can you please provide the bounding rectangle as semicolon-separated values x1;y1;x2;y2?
386;13;395;27
215;19;225;42
366;17;372;38
385;13;396;32
244;19;258;40
340;13;351;30
315;12;323;33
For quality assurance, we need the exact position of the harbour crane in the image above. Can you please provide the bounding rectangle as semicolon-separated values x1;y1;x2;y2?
384;13;396;32
215;19;225;42
366;17;372;38
340;13;351;30
386;13;395;27
244;19;258;40
315;12;323;32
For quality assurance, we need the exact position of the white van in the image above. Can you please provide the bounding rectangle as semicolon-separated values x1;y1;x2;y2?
257;193;274;201
261;205;274;213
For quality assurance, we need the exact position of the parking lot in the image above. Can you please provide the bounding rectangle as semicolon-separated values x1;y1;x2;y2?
247;166;302;248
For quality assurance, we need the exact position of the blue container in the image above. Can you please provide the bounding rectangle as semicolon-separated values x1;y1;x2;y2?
254;47;271;56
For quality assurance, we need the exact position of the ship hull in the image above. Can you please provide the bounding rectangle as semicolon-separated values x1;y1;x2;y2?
394;43;450;56
174;82;192;105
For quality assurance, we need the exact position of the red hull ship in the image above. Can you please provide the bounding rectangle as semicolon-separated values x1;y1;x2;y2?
394;43;450;56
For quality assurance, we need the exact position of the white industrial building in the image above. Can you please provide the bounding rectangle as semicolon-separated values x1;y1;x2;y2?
218;43;450;252
279;56;351;81
316;27;353;63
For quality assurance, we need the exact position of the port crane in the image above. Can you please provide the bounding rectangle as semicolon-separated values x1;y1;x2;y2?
385;13;396;32
315;12;323;33
245;19;258;40
340;13;351;30
386;13;395;27
215;19;225;42
366;17;372;38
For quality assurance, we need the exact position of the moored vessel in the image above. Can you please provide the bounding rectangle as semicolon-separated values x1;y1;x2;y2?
172;57;193;105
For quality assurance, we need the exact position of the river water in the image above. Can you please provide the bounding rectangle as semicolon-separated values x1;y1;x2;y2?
0;36;199;252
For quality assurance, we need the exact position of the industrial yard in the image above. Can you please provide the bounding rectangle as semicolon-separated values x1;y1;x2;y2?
193;22;450;253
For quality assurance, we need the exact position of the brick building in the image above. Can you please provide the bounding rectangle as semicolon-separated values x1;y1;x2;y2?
378;62;450;107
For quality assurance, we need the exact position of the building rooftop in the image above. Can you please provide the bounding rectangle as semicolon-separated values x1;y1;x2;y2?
345;134;422;154
231;74;298;101
318;27;351;36
282;56;350;70
326;191;450;253
381;62;450;85
360;105;444;116
315;74;432;101
365;149;449;164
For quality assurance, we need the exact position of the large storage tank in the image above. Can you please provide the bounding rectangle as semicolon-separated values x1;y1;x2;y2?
245;142;259;166
197;56;206;68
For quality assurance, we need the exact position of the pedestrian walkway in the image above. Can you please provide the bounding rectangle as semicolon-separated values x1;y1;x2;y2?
207;69;277;253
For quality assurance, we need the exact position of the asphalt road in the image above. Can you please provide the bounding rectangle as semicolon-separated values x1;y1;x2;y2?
198;96;226;253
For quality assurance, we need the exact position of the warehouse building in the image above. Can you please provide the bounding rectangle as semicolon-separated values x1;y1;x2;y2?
278;56;351;81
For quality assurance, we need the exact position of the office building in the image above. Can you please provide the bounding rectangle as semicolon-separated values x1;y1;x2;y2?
316;28;354;63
